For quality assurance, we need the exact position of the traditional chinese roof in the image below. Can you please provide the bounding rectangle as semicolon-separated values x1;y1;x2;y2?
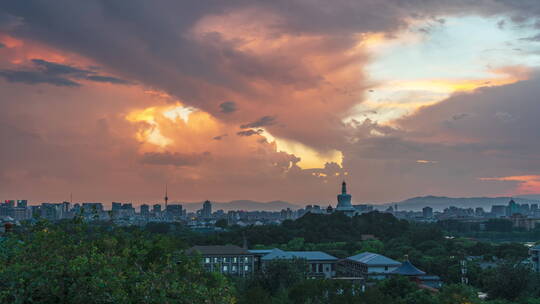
390;260;426;276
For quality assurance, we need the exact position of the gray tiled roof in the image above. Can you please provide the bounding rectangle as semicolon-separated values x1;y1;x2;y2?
261;248;295;260
347;252;401;266
261;248;337;261
249;249;274;255
288;251;338;261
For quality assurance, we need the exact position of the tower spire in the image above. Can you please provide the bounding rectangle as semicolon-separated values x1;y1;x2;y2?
341;181;347;194
164;184;169;209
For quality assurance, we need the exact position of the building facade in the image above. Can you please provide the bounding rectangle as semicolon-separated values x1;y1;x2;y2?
338;252;401;279
256;248;338;279
188;245;255;277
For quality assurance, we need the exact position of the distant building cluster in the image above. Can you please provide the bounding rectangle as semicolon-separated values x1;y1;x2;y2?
3;182;540;234
387;198;540;231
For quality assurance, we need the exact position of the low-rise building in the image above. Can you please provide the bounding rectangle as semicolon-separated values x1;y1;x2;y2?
339;252;401;279
256;248;338;278
187;245;255;277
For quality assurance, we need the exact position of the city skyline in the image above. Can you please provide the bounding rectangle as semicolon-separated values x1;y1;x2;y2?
2;2;540;204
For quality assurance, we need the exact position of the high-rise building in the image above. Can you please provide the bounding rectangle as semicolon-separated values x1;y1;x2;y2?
507;199;520;216
153;204;162;215
202;200;212;218
422;206;433;218
61;201;70;213
112;202;122;212
491;205;507;218
140;204;150;217
82;203;104;214
166;204;183;218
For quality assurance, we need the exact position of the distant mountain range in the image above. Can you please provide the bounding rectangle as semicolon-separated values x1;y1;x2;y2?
378;195;540;212
181;200;299;212
178;194;540;212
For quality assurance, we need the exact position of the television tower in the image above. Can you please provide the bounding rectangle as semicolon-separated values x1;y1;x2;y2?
164;184;169;209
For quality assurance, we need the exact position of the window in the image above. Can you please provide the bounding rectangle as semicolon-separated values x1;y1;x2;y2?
214;257;219;263
224;257;230;263
232;257;238;263
232;265;237;272
244;257;249;263
205;258;210;264
223;265;228;272
384;266;388;271
244;265;250;271
318;264;323;273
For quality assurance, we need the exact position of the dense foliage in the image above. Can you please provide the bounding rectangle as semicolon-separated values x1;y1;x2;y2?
0;219;235;304
0;211;539;303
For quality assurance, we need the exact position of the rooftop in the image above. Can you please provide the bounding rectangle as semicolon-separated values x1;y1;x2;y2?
347;252;401;266
390;260;426;276
249;249;274;255
261;248;295;260
288;251;338;261
260;248;338;261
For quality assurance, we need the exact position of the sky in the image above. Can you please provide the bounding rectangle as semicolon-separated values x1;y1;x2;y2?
1;1;540;205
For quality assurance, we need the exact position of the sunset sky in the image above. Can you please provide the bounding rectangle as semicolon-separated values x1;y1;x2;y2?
1;1;540;205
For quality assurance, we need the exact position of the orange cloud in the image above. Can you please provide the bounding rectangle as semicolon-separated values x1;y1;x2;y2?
480;175;540;195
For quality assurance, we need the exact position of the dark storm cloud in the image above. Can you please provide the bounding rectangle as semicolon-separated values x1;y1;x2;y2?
219;101;237;113
240;116;276;129
0;59;130;86
1;0;538;150
85;75;131;84
236;129;264;137
32;59;89;76
0;70;81;86
3;0;540;203
140;151;211;167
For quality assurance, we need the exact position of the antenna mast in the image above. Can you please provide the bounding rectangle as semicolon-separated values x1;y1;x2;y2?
164;184;169;209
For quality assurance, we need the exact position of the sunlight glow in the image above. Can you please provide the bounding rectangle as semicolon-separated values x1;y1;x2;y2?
263;131;342;169
125;103;194;147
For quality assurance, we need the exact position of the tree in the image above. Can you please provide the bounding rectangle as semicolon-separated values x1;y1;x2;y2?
482;262;533;301
0;220;236;303
253;259;307;295
437;284;480;304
